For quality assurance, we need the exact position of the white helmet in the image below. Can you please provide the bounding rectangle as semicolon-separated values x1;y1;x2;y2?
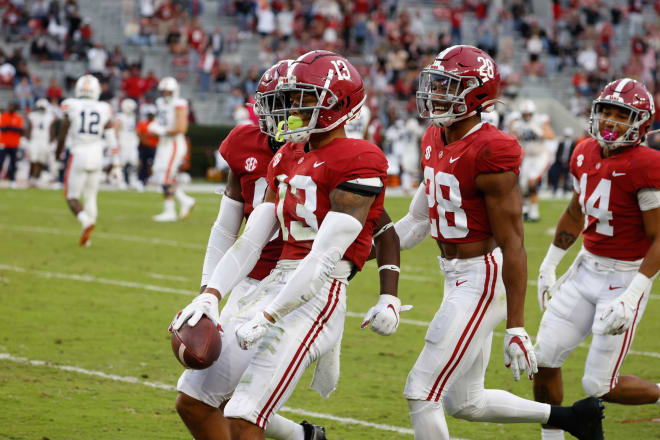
121;98;137;114
75;74;101;100
35;98;49;110
519;99;536;115
158;76;179;101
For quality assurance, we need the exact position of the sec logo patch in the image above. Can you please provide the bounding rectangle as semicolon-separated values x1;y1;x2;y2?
245;157;258;172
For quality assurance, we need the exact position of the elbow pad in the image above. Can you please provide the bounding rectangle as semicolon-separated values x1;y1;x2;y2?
394;184;431;250
264;211;362;321
201;196;244;286
207;202;278;297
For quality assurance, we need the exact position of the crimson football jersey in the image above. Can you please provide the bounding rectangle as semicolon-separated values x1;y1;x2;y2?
570;138;660;260
219;124;283;280
266;137;388;270
420;122;522;243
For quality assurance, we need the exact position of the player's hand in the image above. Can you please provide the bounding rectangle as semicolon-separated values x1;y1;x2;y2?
169;293;222;333
147;122;166;136
503;327;538;381
235;312;272;350
360;294;413;336
600;294;637;335
537;263;556;312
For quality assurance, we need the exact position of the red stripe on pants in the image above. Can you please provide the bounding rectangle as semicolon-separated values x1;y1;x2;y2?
609;293;644;391
256;280;341;428
164;139;177;185
63;154;73;198
426;252;493;401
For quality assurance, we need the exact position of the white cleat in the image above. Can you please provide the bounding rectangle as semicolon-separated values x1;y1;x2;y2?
179;198;196;220
153;211;178;222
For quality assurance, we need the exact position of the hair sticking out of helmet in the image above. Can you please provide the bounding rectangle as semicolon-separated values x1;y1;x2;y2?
416;45;500;128
75;74;101;101
264;50;366;144
589;78;655;151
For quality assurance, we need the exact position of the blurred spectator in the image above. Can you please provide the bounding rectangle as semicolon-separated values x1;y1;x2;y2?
87;42;108;77
210;26;224;56
141;0;155;18
256;0;276;37
14;77;33;110
548;127;575;197
0;62;16;87
198;44;216;93
46;77;63;101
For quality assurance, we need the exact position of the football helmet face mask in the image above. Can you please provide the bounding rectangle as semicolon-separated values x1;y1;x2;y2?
74;74;101;101
121;98;137;114
255;59;292;139
158;76;180;102
589;78;655;151
266;50;366;143
416;45;500;128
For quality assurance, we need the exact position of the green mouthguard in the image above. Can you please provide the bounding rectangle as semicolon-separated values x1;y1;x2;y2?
275;116;304;142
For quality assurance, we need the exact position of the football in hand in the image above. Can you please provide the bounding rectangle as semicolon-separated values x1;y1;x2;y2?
171;316;222;369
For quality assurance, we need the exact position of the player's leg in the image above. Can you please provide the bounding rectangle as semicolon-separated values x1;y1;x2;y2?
224;272;347;437
77;169;100;246
585;279;658;404
170;140;195;219
152;142;178;221
64;154;90;223
534;266;598;438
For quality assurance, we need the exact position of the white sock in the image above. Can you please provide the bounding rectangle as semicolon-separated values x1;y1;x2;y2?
164;199;176;214
264;414;304;440
656;383;660;405
542;427;565;439
448;390;551;423
76;211;91;227
530;203;540;219
174;187;192;204
408;399;450;440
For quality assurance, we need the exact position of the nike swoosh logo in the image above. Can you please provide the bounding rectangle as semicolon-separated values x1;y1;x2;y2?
449;156;460;163
313;161;325;168
456;280;467;286
609;285;621;290
612;171;626;177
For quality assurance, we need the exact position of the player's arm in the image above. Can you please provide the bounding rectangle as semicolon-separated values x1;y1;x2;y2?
600;191;660;335
166;106;188;136
199;169;245;293
536;190;584;311
25;119;31;140
542;120;555;140
104;119;119;156
55;115;70;159
172;188;277;332
393;183;431;250
48;119;55;143
478;170;538;381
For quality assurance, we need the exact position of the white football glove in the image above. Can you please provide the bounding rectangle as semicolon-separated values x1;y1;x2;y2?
147;122;167;136
503;327;538;381
599;273;650;335
537;263;556;312
360;294;413;336
235;312;272;350
169;293;223;333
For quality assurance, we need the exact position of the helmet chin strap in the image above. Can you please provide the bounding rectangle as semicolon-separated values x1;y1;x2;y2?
430;110;478;128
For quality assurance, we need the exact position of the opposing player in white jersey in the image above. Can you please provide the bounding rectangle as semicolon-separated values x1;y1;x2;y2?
26;98;55;186
534;78;660;439
149;77;195;221
344;103;371;139
56;74;116;246
397;45;603;440
509;100;556;221
114;98;142;190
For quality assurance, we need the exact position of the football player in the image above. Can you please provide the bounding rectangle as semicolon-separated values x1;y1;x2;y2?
509;99;556;222
534;78;660;440
26;98;55;186
56;74;116;246
115;98;142;191
394;45;603;439
172;51;403;439
149;77;196;221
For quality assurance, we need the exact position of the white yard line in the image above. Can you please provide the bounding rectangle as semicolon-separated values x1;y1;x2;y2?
2;264;659;359
148;273;190;282
0;353;425;437
0;224;205;250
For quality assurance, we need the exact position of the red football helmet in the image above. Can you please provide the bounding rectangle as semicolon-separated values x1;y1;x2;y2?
589;78;655;150
416;45;500;128
269;50;365;142
255;59;292;137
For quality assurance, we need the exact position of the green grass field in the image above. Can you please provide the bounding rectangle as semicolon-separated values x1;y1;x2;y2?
0;188;659;440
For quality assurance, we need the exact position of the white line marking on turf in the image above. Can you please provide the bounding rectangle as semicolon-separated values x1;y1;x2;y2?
0;224;204;250
0;264;195;296
3;264;658;360
0;352;439;438
148;273;190;282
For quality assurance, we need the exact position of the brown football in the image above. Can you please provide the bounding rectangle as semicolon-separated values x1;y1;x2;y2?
171;316;222;369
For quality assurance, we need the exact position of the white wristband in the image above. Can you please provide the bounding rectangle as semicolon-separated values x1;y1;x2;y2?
378;265;400;273
541;244;567;268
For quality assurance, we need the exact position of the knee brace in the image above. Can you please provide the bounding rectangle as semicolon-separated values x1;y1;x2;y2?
581;375;609;397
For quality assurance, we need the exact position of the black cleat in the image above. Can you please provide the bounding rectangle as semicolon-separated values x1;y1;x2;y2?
565;397;604;440
301;420;327;440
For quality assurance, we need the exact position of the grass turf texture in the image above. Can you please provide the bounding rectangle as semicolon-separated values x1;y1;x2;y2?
0;188;658;439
